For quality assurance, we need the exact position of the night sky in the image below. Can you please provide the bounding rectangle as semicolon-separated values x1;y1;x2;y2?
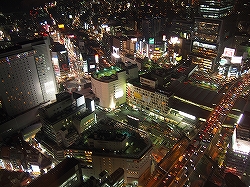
1;0;51;13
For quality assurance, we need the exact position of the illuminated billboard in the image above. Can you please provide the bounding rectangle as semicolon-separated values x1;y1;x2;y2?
112;46;120;58
58;24;64;29
162;35;166;41
44;81;56;94
52;55;60;76
219;58;228;66
223;47;235;57
149;38;154;44
231;56;242;64
84;54;97;72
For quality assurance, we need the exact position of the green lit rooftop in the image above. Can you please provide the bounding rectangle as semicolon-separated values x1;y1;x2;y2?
92;66;122;81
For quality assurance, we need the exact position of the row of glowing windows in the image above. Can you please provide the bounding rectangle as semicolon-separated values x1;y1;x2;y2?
132;86;167;100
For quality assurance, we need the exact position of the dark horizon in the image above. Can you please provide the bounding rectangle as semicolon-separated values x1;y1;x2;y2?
1;0;51;13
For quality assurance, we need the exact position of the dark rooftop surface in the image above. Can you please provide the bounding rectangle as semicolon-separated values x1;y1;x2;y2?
27;158;80;187
69;118;152;159
168;80;223;108
88;130;127;142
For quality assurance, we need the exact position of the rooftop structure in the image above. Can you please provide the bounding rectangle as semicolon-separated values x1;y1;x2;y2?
92;66;122;82
199;0;235;19
88;130;127;151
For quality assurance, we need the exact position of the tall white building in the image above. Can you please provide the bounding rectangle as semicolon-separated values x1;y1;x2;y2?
91;66;126;109
0;37;57;117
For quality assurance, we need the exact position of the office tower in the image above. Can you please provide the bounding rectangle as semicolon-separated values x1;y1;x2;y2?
0;37;57;117
191;18;223;71
190;15;237;72
27;158;83;187
199;0;235;19
189;0;237;72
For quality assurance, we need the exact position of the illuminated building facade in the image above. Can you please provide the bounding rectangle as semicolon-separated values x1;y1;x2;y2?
226;112;250;183
126;80;170;118
91;66;126;109
190;0;237;72
191;18;221;71
51;42;69;78
39;92;96;148
218;47;242;78
199;0;235;19
0;37;57;117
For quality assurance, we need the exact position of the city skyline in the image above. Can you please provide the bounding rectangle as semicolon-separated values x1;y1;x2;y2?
0;0;250;186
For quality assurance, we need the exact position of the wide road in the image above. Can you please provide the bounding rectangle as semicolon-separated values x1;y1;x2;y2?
146;74;250;187
145;137;190;187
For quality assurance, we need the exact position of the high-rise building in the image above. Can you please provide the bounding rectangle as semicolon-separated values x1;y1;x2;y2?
189;0;237;72
199;0;235;19
0;37;57;117
190;15;237;72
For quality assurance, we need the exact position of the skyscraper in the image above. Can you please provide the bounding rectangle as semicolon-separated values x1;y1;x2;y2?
0;37;57;117
190;0;237;72
199;0;235;19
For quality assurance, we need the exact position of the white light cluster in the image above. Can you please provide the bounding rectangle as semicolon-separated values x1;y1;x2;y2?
179;111;196;120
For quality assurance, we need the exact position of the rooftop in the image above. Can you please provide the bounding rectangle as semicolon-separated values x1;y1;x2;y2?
168;80;223;108
88;130;127;142
91;66;122;82
69;118;152;159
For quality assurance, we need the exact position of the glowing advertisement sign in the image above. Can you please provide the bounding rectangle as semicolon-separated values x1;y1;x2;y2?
149;38;154;44
52;55;60;76
223;47;235;57
231;56;242;64
162;35;166;41
220;58;228;66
